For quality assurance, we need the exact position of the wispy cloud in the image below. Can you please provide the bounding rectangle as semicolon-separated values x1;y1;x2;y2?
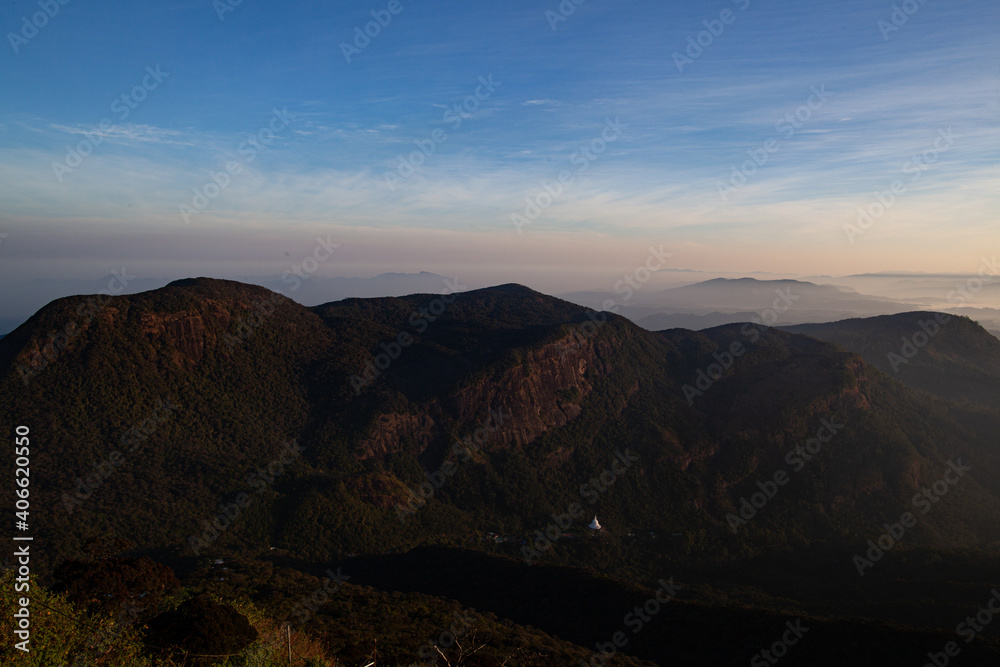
48;123;195;146
0;0;995;289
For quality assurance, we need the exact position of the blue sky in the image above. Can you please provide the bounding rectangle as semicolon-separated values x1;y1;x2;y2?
0;0;997;299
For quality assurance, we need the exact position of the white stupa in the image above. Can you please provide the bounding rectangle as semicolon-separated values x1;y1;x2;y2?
589;516;601;530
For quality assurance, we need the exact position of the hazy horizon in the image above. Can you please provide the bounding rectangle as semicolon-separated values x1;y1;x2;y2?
1;0;997;305
5;267;1000;337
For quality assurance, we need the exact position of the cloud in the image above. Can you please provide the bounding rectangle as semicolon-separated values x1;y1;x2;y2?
48;123;195;146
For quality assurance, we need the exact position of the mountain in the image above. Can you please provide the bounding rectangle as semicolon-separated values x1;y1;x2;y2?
4;278;1000;663
5;277;1000;570
0;274;172;336
635;310;765;331
944;306;1000;339
562;277;922;331
247;270;467;306
782;312;1000;411
0;271;467;336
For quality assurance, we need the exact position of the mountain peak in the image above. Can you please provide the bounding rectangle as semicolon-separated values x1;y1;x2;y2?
474;283;540;295
164;277;287;301
689;277;813;287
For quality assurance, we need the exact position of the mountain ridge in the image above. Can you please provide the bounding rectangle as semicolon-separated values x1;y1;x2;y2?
6;277;1000;663
4;278;1000;574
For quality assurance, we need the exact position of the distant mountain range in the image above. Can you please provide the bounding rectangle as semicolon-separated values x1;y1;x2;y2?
560;277;1000;341
561;277;927;331
8;273;996;340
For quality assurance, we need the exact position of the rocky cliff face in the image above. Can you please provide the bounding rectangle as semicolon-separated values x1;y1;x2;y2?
8;280;307;379
447;332;603;449
355;330;609;461
142;311;211;368
358;413;438;460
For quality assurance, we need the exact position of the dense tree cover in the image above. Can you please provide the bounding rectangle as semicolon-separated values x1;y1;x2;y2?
3;279;1000;664
4;279;1000;574
783;312;1000;410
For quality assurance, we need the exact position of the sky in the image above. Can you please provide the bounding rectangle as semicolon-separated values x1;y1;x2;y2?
0;0;998;312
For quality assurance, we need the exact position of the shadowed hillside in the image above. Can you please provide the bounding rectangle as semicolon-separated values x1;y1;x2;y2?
783;312;1000;410
4;279;1000;664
